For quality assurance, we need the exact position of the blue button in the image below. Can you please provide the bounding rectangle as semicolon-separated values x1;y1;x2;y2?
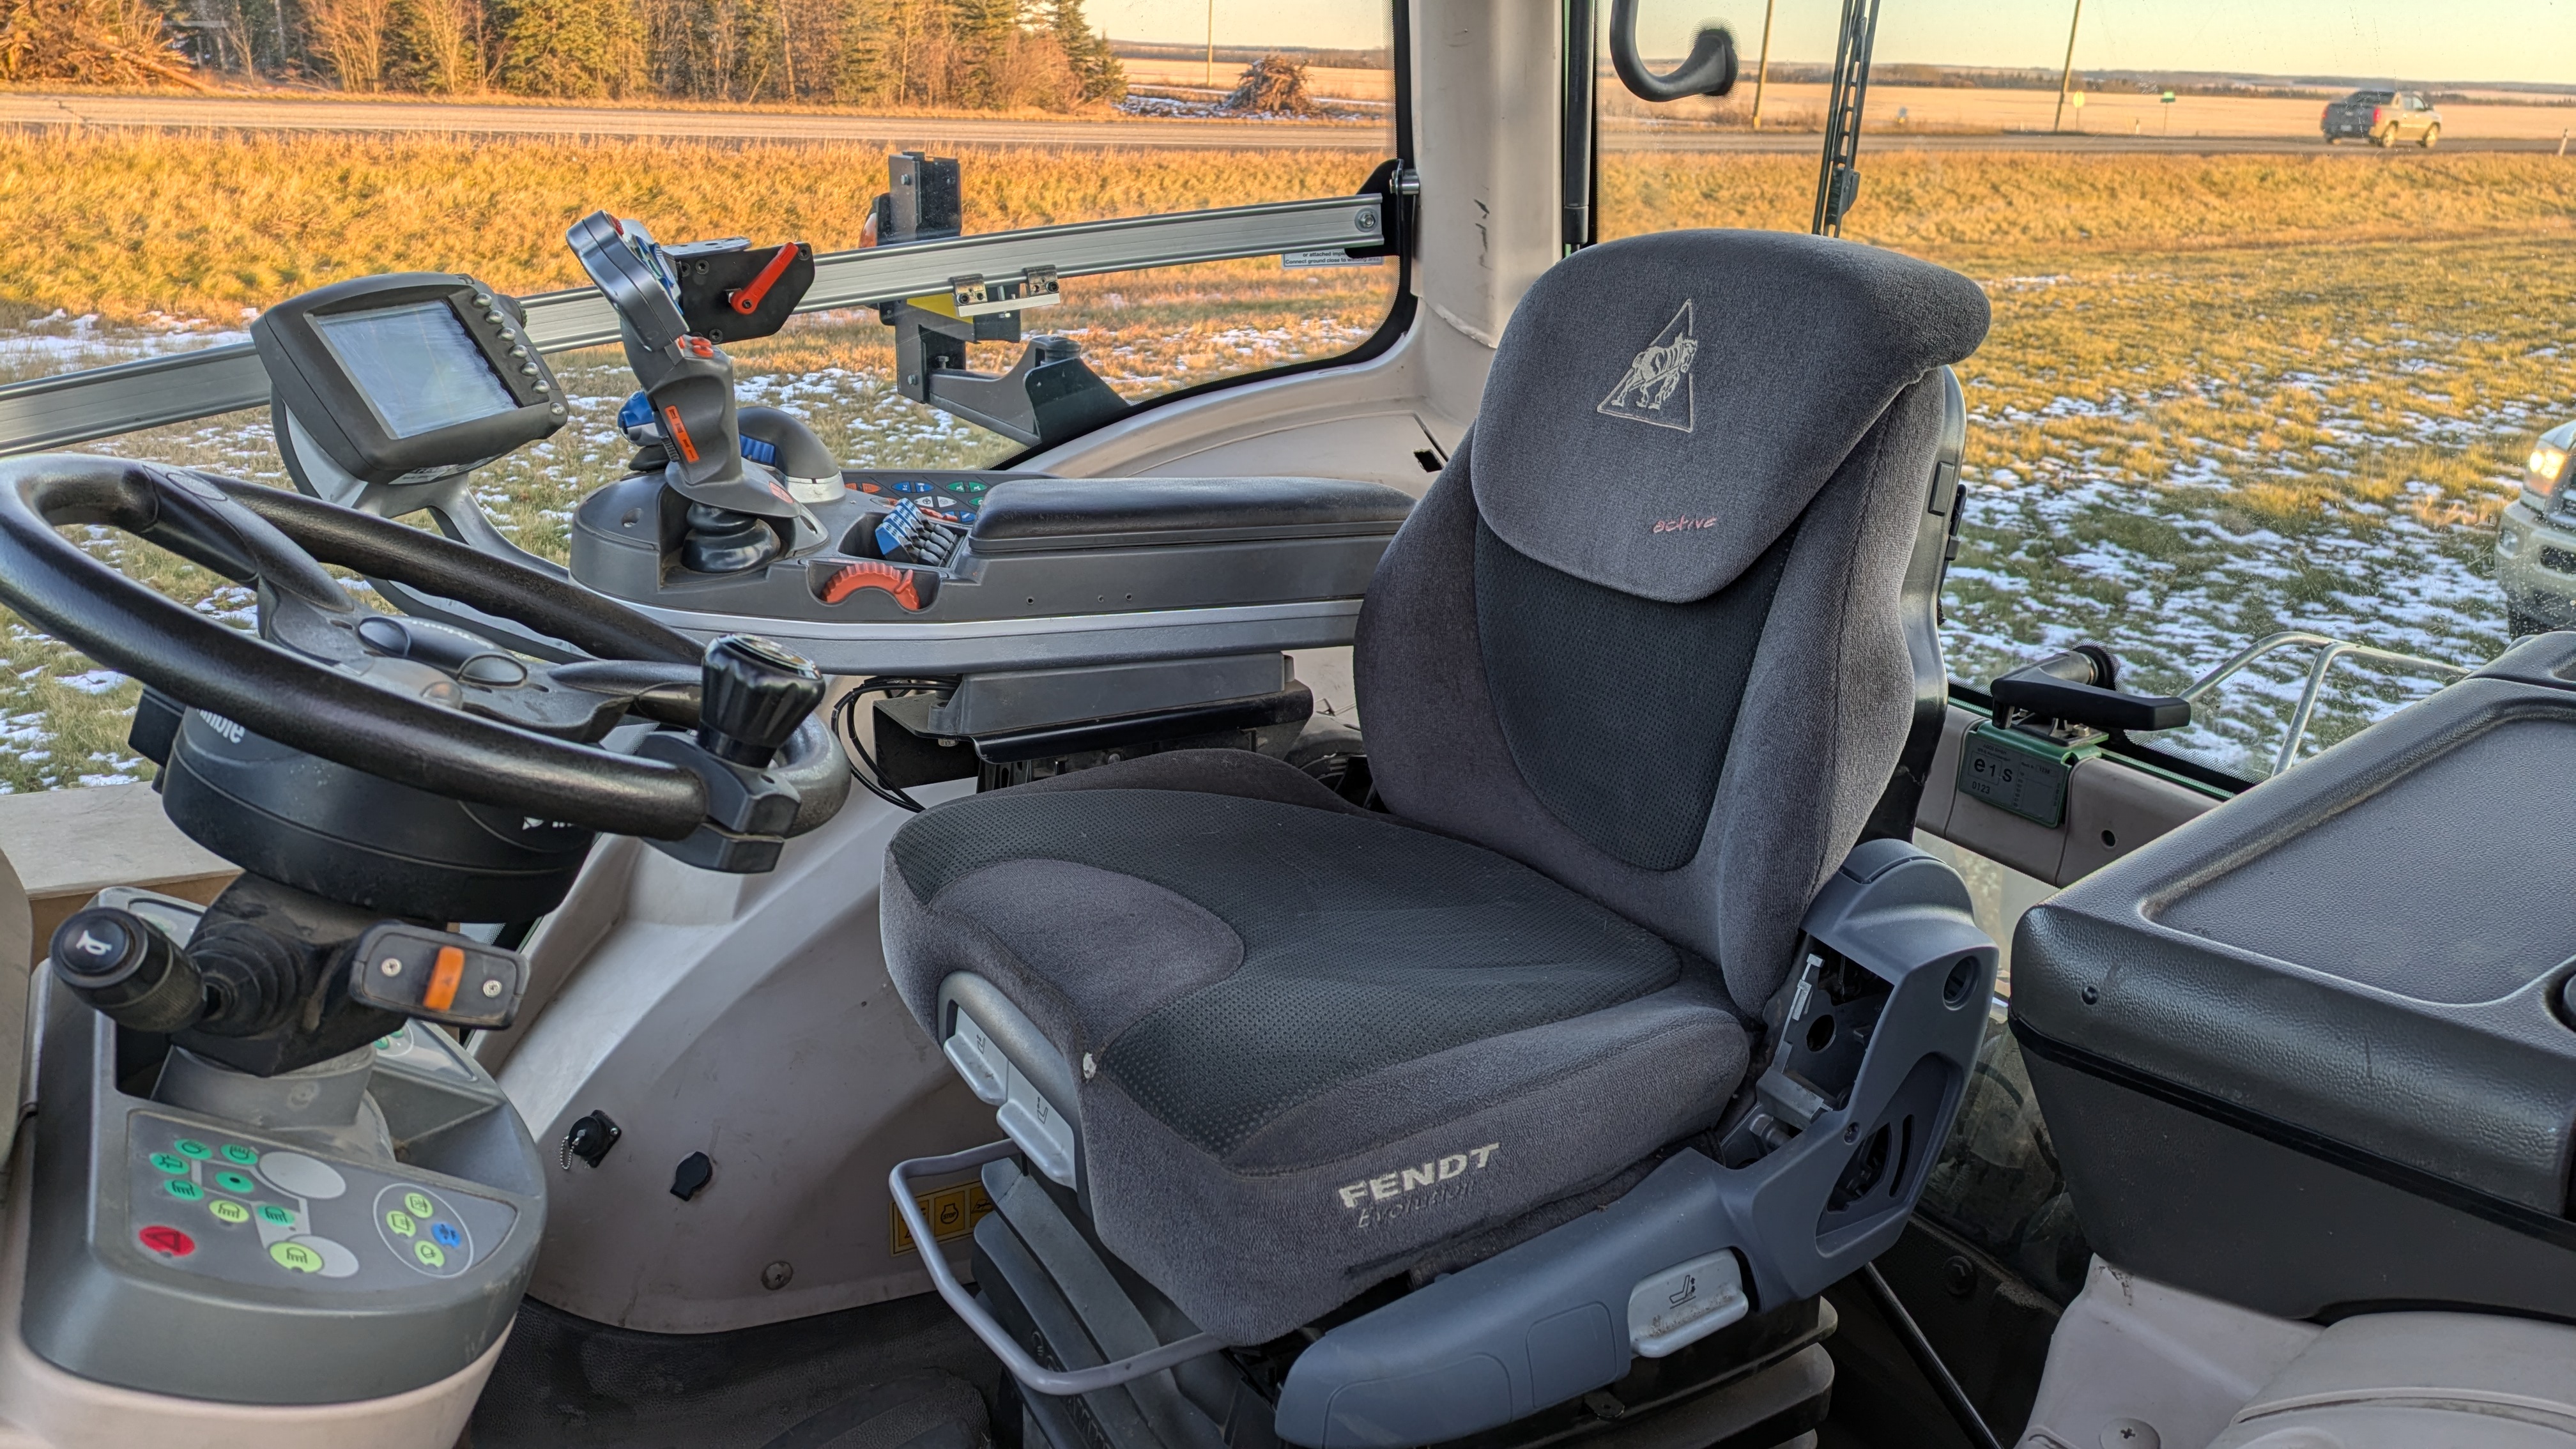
431;1221;462;1248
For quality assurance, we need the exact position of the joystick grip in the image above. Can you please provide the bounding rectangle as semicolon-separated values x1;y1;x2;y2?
697;634;824;767
51;907;206;1034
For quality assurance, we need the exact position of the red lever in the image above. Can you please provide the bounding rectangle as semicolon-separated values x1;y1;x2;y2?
729;243;804;316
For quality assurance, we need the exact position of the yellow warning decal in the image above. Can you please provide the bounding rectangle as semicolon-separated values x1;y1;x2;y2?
891;1179;996;1255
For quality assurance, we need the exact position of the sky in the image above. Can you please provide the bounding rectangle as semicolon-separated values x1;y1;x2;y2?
1087;1;2576;87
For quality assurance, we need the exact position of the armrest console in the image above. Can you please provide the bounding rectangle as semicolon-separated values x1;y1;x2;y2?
570;470;1414;675
967;475;1413;553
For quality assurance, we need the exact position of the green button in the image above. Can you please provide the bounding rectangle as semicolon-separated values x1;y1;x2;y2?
270;1241;323;1274
148;1153;187;1175
402;1192;434;1220
208;1200;249;1225
172;1139;210;1160
165;1179;202;1201
213;1171;254;1195
257;1204;295;1227
413;1240;446;1269
385;1210;416;1238
220;1144;257;1165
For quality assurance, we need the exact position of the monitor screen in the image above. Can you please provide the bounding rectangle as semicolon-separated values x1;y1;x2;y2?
312;301;517;440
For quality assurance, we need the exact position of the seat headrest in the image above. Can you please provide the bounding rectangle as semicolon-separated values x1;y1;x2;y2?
1472;229;1989;602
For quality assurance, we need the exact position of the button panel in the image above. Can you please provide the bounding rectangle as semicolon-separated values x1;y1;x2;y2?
849;472;992;525
123;1114;516;1294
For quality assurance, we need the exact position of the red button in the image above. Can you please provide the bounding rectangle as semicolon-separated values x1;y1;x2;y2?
858;483;882;494
137;1225;195;1257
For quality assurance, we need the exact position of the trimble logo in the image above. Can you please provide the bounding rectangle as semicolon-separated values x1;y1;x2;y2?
1336;1142;1499;1229
195;710;245;745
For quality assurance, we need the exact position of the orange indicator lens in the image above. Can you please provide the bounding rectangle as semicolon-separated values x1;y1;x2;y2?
423;946;466;1013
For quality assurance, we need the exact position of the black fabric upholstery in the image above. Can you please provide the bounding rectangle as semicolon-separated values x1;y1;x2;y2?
1471;229;1988;602
1359;376;1956;1009
882;769;1751;1344
878;228;1988;1343
891;786;1689;1158
1475;516;1797;871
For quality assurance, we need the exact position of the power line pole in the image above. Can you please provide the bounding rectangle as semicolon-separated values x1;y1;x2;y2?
779;0;795;100
2051;0;2083;133
1750;0;1776;129
1204;0;1214;88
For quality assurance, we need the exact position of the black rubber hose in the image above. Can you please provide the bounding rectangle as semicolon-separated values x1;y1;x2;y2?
1859;1262;2005;1449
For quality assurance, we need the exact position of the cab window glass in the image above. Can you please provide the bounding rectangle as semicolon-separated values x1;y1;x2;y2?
1595;1;2573;781
0;3;1397;793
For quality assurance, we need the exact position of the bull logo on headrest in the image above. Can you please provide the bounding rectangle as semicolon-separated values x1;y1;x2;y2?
1598;300;1698;433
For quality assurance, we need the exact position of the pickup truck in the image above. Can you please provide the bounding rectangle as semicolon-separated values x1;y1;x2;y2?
2322;89;2441;147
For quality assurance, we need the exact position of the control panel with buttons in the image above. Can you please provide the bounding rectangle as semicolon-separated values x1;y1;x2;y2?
22;896;549;1407
567;466;1413;677
126;1113;517;1292
849;473;993;524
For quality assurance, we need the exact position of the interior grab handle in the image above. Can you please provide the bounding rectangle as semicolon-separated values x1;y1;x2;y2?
1606;0;1738;102
889;1142;1224;1399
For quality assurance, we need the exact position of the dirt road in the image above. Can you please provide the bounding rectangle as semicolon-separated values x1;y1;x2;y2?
2;89;2567;153
1696;80;2576;147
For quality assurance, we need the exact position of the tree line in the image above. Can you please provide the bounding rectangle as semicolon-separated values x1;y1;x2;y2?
0;0;1126;107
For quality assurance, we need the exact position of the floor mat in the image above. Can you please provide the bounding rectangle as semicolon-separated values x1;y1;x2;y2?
471;1293;1000;1448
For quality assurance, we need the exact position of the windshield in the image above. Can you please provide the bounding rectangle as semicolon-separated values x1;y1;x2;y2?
0;2;1404;793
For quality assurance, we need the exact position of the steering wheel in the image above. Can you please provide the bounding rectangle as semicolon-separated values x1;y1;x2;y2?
0;454;843;841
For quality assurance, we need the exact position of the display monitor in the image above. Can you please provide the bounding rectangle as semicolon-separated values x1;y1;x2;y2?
254;272;565;488
311;302;518;440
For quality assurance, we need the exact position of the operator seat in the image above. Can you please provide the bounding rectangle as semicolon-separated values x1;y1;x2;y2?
882;229;1991;1347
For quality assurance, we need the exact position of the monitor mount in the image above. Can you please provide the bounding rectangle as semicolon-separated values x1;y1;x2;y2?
870;152;1130;449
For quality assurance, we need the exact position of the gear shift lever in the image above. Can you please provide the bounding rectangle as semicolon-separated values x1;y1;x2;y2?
698;634;824;768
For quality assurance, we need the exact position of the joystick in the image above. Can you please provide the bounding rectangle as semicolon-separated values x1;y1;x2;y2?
50;907;205;1034
698;634;825;768
568;211;825;576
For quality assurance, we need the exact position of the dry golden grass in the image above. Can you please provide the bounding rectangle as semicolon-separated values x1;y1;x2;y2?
1599;150;2576;258
0;135;2568;787
0;130;1387;321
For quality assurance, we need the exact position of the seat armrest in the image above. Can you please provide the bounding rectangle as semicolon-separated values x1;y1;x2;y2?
967;476;1413;555
1272;839;1995;1448
1722;838;1998;1304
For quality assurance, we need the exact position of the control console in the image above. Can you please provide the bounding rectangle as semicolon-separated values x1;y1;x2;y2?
125;1103;516;1288
571;468;1416;676
22;889;545;1406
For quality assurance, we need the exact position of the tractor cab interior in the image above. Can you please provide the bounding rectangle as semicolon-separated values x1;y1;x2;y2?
0;5;2568;1449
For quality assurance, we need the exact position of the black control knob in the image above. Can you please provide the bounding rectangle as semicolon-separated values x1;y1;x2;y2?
697;634;824;767
50;907;206;1034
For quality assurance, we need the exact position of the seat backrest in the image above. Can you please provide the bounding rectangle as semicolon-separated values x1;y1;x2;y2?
1355;229;1988;1010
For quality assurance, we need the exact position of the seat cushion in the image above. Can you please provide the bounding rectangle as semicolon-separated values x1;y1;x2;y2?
882;752;1752;1345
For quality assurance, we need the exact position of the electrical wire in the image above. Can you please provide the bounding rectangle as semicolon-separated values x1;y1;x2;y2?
831;675;958;814
1859;1262;2005;1449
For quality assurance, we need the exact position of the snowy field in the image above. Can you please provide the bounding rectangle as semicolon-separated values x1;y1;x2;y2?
0;233;2555;793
